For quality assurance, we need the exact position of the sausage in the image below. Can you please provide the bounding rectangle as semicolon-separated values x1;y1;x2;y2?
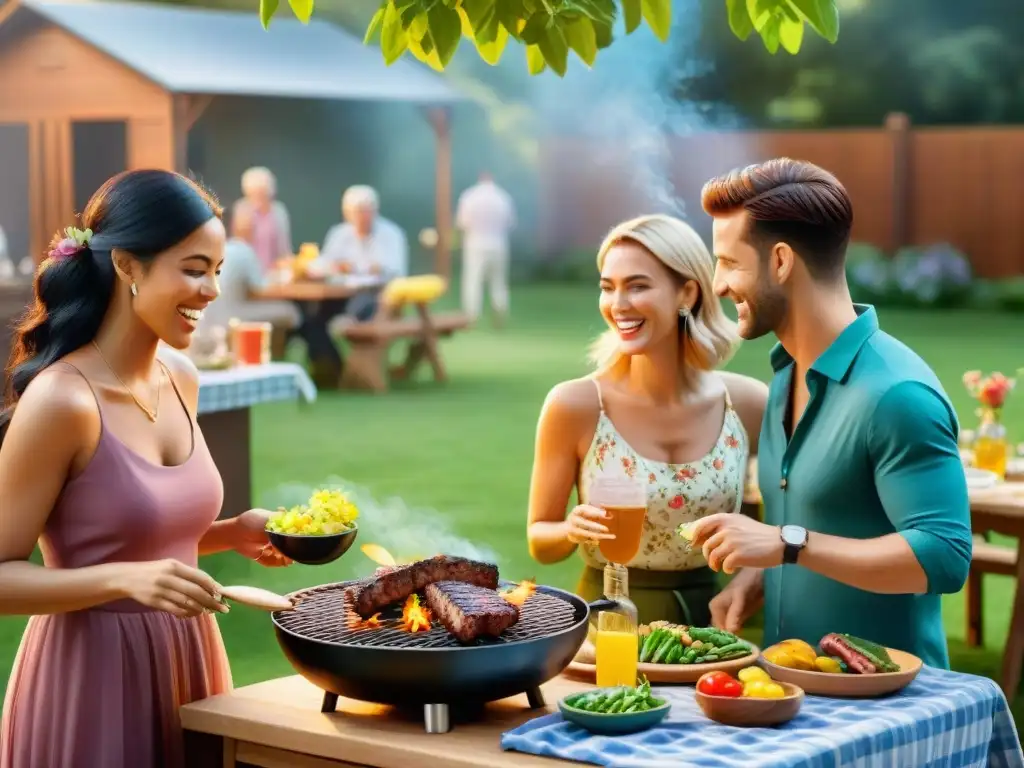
819;633;877;674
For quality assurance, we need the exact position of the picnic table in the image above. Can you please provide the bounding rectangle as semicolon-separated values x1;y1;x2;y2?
251;277;384;389
332;297;469;392
179;670;1022;768
197;362;316;519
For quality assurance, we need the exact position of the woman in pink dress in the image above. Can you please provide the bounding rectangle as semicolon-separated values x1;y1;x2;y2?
0;169;290;768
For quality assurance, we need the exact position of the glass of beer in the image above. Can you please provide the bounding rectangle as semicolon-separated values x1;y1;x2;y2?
589;475;647;566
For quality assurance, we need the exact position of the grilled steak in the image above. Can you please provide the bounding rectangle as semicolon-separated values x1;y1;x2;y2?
424;581;519;643
349;554;499;617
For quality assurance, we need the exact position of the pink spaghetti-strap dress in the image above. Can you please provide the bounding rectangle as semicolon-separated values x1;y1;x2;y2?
0;363;233;768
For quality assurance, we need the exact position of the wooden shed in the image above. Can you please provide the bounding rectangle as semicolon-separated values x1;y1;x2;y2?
0;0;464;273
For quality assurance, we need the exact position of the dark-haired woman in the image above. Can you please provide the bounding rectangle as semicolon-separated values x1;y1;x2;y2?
0;169;289;768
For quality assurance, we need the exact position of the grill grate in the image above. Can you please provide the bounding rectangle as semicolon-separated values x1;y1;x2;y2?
273;581;579;649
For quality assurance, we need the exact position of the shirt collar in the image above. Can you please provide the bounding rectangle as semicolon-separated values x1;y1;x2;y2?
769;304;879;382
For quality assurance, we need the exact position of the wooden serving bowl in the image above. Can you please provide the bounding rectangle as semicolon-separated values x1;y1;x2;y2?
759;648;922;698
695;682;804;727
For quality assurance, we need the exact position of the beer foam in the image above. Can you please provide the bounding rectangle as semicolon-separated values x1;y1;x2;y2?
589;475;646;507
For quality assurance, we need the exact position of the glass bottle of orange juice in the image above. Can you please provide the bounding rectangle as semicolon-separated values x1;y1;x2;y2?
974;410;1009;479
595;564;639;688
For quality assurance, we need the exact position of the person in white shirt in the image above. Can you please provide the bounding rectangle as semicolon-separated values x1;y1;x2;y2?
455;171;516;326
315;185;408;321
198;207;300;332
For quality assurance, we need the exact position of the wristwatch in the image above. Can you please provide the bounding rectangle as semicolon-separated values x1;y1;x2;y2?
780;525;808;565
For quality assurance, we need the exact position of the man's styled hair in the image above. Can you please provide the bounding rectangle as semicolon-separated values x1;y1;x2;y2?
700;158;853;281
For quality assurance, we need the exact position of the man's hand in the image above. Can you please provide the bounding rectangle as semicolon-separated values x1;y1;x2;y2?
709;567;764;634
691;513;784;574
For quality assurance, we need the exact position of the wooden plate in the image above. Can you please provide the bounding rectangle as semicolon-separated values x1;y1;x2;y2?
565;640;760;684
758;648;922;697
695;682;804;727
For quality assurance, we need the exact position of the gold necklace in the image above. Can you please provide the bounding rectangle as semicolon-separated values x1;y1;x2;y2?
91;340;161;422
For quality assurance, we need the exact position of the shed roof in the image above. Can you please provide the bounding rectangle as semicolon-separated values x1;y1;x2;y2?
5;0;464;103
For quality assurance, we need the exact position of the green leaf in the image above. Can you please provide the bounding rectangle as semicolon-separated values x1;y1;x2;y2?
520;12;550;45
408;30;445;70
563;16;597;66
496;0;527;39
725;0;753;40
475;23;509;64
778;14;803;53
259;0;278;29
759;12;781;53
788;0;839;42
640;0;670;41
461;0;500;43
592;16;613;47
381;2;409;64
745;0;772;31
427;3;462;67
287;0;314;24
364;2;386;43
621;0;641;34
537;22;569;75
526;43;547;73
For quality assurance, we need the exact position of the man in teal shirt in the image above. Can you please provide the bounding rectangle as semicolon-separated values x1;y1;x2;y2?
690;158;971;669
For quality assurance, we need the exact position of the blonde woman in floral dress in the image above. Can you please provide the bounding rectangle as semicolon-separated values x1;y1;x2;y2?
527;214;767;628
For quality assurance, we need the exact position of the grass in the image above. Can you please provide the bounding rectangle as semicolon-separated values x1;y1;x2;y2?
1;282;1022;722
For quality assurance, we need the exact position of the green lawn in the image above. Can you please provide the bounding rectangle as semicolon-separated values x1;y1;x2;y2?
1;282;1022;721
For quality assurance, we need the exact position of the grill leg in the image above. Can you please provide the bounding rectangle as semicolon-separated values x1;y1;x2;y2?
526;687;545;710
321;692;339;713
423;703;451;734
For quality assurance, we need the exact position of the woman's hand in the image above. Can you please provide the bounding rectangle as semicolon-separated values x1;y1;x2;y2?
111;559;228;618
233;509;292;567
565;504;615;546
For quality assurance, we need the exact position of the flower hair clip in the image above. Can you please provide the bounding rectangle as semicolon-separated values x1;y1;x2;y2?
48;226;93;261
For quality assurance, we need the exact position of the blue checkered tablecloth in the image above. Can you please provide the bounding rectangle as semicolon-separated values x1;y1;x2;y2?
501;666;1023;768
197;362;316;415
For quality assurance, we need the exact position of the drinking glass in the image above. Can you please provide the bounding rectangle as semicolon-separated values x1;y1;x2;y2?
588;475;647;567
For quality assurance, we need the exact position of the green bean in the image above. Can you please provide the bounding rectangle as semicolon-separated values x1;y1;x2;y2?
640;630;666;662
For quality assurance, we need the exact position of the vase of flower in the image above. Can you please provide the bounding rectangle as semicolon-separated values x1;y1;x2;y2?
963;370;1016;479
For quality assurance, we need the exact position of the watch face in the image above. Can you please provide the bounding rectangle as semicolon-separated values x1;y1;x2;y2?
781;525;807;547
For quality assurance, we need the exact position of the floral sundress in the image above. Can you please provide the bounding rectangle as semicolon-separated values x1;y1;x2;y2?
578;378;750;572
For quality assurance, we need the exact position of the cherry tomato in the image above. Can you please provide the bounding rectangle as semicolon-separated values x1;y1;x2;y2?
719;679;744;698
697;671;741;697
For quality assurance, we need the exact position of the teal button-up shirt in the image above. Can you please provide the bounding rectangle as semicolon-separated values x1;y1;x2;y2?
758;305;971;669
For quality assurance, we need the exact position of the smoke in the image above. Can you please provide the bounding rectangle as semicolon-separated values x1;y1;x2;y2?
260;476;502;571
527;0;743;219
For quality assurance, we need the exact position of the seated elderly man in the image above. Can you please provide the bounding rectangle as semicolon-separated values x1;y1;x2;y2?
198;207;300;332
315;185;409;322
231;166;293;272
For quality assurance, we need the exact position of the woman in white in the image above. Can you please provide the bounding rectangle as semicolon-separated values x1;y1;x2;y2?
526;214;767;626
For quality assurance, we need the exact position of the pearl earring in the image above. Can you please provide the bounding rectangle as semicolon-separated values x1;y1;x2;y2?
130;282;138;297
678;306;690;318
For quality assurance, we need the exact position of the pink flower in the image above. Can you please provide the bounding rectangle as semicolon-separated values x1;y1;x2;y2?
50;238;82;260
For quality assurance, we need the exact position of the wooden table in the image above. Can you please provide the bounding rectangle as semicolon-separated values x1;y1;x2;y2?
253;279;383;303
253;279;384;390
181;674;590;768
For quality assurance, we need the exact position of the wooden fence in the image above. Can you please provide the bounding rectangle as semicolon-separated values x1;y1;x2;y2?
536;114;1024;278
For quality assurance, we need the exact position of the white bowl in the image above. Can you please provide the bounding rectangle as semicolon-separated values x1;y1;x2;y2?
966;467;998;490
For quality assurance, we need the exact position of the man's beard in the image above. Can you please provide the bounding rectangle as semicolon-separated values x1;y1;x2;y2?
740;279;788;340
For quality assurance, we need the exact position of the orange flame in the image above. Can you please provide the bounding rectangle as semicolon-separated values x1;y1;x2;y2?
501;580;537;607
361;543;397;567
400;594;432;632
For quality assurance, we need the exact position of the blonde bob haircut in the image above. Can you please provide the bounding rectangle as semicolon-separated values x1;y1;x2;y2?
588;214;739;386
